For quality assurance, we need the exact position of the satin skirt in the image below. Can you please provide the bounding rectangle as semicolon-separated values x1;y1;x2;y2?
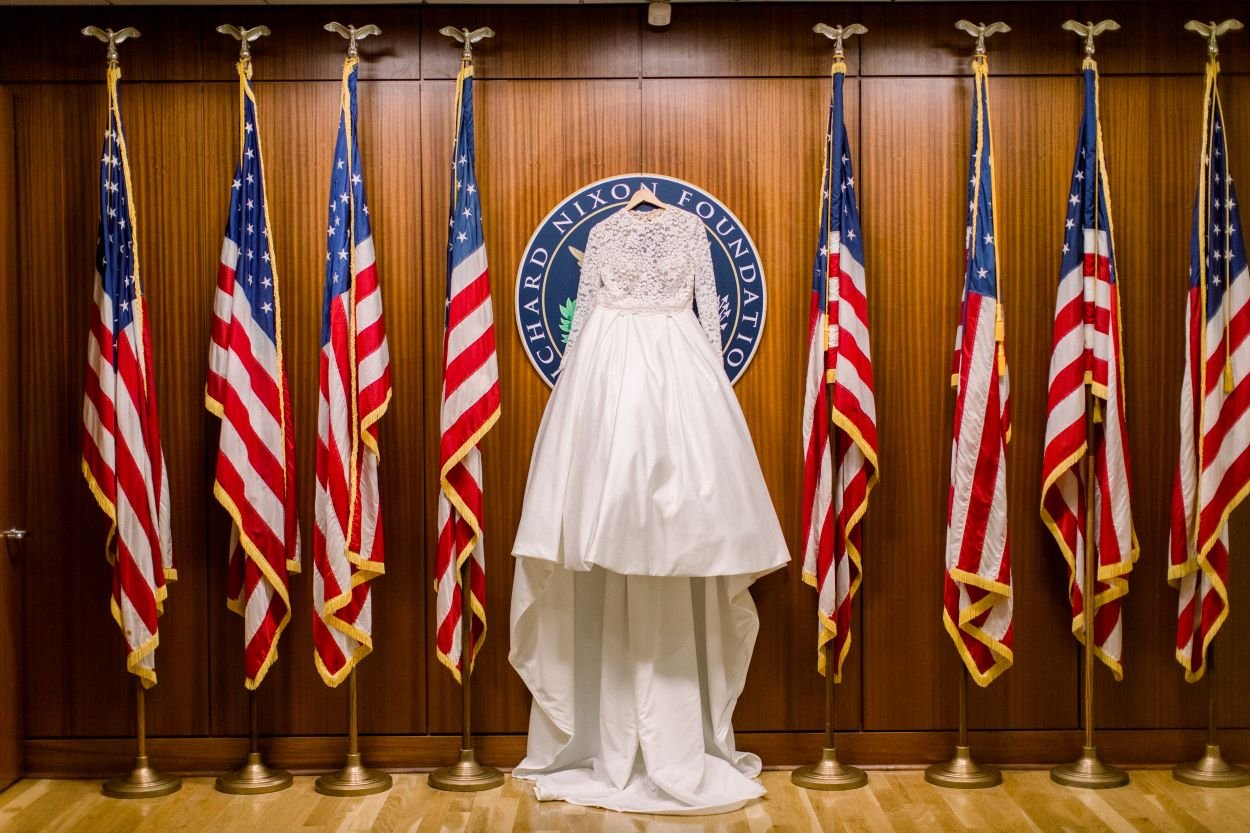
510;305;789;814
510;564;767;814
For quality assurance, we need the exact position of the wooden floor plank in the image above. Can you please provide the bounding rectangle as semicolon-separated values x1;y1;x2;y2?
4;771;1250;832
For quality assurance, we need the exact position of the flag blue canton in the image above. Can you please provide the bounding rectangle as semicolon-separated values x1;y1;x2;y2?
225;79;278;342
447;69;485;326
322;63;372;346
1060;67;1118;283
98;103;138;338
813;71;864;301
1195;88;1246;320
965;66;999;300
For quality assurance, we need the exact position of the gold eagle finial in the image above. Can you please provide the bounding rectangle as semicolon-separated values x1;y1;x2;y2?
1061;20;1120;57
1185;19;1243;58
81;26;141;66
440;26;495;62
325;22;382;59
955;20;1011;56
216;25;271;61
813;23;867;61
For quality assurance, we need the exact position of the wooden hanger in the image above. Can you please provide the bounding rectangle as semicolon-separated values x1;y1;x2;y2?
623;184;667;211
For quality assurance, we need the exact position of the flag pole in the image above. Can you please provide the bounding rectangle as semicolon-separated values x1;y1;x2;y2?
1050;397;1127;788
429;25;502;792
1051;20;1128;791
1173;19;1250;789
792;642;866;790
315;669;393;796
81;25;180;801
791;20;868;793
925;668;1001;788
209;23;292;797
314;20;393;799
429;558;503;791
926;20;1008;791
103;678;182;798
1175;650;1250;785
217;690;292;794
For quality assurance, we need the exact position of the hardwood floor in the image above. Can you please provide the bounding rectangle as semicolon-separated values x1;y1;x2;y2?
3;769;1250;832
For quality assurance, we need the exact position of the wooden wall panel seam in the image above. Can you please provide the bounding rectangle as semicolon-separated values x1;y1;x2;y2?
202;77;220;741
415;72;433;741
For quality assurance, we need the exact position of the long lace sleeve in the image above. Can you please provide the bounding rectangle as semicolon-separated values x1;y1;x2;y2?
563;226;602;362
691;219;723;354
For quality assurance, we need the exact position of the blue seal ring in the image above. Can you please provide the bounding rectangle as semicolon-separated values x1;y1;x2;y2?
515;173;767;387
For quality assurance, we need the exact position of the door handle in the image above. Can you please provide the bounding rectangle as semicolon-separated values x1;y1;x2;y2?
0;529;25;541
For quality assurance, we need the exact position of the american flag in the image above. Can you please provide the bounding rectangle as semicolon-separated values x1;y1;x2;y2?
944;54;1013;687
800;58;878;682
81;65;174;688
206;61;300;691
312;56;392;687
1170;57;1249;683
1041;58;1137;680
435;56;500;682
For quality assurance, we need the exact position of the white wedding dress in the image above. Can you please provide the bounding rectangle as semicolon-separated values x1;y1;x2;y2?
510;205;789;814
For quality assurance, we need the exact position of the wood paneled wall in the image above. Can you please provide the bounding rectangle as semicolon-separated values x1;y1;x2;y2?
0;85;23;790
4;2;1250;771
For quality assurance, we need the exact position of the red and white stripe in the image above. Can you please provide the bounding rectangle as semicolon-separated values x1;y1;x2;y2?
207;236;299;690
801;232;877;681
1170;259;1250;681
944;290;1013;686
83;277;174;689
1041;228;1136;679
313;233;391;686
436;242;500;681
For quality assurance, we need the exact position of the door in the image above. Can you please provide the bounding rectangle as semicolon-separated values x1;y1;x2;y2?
0;85;23;791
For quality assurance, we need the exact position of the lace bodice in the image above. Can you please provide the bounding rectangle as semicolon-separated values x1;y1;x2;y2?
565;207;722;357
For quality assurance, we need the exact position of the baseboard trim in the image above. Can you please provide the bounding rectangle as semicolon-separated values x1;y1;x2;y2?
22;729;1250;778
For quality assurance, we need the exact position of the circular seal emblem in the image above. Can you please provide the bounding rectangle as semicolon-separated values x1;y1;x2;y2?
515;173;767;387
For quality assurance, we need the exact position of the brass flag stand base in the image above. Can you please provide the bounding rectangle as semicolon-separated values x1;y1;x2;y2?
1051;746;1128;789
924;745;1001;790
925;670;1000;790
103;756;182;799
315;750;393;796
315;671;392;797
103;681;181;799
1174;745;1250;788
216;691;292;795
791;641;866;790
792;747;868;791
430;557;503;792
429;748;504;792
1173;652;1250;787
217;752;292;795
